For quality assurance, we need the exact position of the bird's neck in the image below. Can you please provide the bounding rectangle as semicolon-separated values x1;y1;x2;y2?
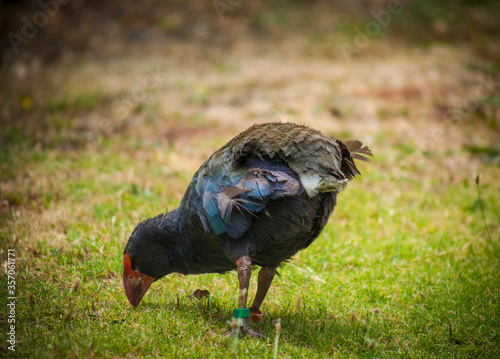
144;210;218;276
136;210;194;276
137;205;234;277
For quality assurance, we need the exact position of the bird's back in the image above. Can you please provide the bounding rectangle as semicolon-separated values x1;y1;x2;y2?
179;122;371;270
194;122;370;197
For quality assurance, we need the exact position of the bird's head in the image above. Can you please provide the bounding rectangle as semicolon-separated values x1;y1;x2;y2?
122;213;183;308
123;252;155;308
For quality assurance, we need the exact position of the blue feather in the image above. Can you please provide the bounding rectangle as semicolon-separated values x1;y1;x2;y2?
202;181;226;235
242;177;272;200
198;157;303;239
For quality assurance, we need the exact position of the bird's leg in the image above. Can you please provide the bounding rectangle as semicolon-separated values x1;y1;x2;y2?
233;255;263;338
249;266;276;323
236;255;252;309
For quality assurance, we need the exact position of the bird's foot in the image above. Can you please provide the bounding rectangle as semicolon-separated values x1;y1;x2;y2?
231;325;265;339
250;309;263;323
229;317;265;339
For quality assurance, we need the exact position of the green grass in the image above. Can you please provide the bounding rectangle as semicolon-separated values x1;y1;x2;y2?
1;131;499;358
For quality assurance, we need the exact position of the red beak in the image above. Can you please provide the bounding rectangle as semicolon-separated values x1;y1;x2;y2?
123;253;155;308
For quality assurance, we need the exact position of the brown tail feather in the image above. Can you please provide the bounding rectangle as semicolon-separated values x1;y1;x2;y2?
337;139;373;180
345;140;373;162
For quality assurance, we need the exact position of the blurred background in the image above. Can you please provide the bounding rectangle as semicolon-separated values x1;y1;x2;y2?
1;0;499;165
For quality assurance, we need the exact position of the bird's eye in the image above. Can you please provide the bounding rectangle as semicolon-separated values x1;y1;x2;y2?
129;276;133;280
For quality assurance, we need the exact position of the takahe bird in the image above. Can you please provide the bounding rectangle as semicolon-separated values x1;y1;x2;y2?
123;122;372;337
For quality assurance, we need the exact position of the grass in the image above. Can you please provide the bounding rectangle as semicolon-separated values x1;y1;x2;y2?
1;1;500;358
1;129;499;358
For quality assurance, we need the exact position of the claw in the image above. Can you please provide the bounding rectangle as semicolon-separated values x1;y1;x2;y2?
231;325;265;339
241;326;265;338
229;317;265;339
